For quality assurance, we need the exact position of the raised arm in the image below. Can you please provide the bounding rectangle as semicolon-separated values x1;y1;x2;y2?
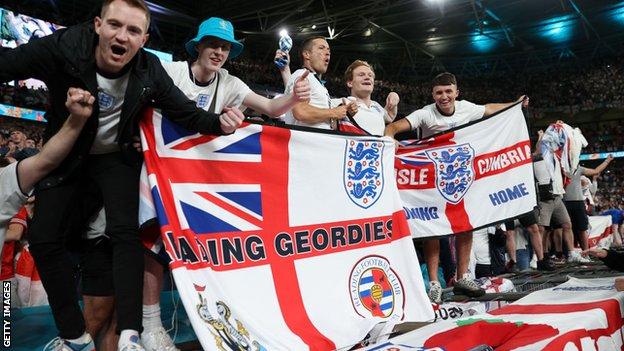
484;95;528;117
384;92;400;122
17;88;93;192
243;70;310;117
274;49;291;88
583;154;614;177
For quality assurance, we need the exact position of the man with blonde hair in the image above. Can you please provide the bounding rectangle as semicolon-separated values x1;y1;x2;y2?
337;59;399;135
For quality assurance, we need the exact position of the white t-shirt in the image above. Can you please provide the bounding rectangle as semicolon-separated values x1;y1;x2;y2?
405;100;485;137
534;157;565;195
0;163;29;254
331;97;391;135
471;226;495;265
283;68;332;129
90;71;130;154
161;61;251;113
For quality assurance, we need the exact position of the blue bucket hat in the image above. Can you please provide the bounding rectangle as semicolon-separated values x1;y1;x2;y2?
185;17;244;60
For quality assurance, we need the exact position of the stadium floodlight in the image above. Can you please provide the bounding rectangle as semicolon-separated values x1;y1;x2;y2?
539;15;575;42
279;29;288;37
611;5;624;23
471;31;497;52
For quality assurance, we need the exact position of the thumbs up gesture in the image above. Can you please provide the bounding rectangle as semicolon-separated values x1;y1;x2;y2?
293;70;311;102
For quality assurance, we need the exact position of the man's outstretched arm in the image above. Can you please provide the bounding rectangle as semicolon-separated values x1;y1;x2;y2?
17;87;93;192
484;95;528;117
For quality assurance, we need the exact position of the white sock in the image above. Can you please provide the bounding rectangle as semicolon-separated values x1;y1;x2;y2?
67;332;92;345
118;329;140;349
142;303;163;331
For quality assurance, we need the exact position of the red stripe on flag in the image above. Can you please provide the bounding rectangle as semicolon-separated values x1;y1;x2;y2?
444;200;472;233
473;140;532;180
491;300;624;351
196;191;263;228
261;127;336;350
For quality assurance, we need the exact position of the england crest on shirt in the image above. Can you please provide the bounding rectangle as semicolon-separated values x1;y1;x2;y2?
343;140;384;209
425;143;475;204
98;91;115;111
196;94;211;109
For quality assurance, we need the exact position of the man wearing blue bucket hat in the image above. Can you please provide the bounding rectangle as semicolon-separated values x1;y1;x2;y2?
162;17;310;117
86;16;311;351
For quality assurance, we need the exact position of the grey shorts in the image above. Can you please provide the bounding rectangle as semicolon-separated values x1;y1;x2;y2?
538;195;570;227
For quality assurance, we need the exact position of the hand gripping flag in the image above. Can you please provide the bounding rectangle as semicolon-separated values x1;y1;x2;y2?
139;110;434;351
395;102;537;237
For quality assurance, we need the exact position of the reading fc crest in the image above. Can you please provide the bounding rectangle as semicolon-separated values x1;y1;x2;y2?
425;143;475;204
343;140;384;209
195;288;266;351
349;255;404;319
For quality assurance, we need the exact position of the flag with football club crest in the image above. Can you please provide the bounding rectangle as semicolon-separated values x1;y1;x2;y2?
395;102;537;237
139;109;434;351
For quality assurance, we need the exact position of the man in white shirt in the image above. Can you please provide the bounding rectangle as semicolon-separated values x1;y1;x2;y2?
284;36;356;130
335;60;398;135
384;72;527;303
164;17;310;118
563;155;613;250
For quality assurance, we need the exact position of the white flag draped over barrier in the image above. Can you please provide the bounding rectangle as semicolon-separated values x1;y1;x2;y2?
395;103;537;237
139;110;434;351
363;277;624;351
588;215;613;249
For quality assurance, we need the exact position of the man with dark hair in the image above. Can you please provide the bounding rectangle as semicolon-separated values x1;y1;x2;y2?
385;72;527;303
284;36;356;130
563;155;613;250
0;0;244;349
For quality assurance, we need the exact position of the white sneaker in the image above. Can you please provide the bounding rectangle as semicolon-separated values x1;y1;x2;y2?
43;336;95;351
119;335;145;351
141;327;179;351
428;280;442;304
567;251;591;264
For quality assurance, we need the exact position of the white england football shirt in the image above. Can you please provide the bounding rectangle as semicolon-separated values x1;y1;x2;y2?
330;97;390;135
162;61;252;112
283;68;332;130
0;162;30;254
90;71;130;154
405;100;485;137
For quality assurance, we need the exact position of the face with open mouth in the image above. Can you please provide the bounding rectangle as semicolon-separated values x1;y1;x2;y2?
196;37;232;73
348;65;375;96
94;0;149;74
432;84;459;115
308;38;331;74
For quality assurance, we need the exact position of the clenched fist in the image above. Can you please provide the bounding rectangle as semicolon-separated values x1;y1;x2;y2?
65;87;95;121
219;106;245;134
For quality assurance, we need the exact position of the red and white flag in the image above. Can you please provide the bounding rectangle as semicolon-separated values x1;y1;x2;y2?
588;215;613;249
139;110;434;351
395;103;537;237
364;277;624;351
